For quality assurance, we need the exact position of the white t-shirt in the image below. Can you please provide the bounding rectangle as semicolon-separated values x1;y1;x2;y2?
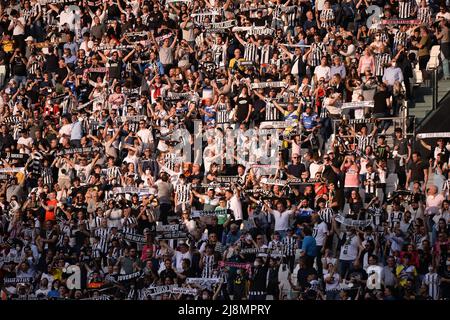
313;222;329;246
9;17;25;35
137;128;153;145
123;154;138;168
324;271;340;291
339;234;360;261
59;10;78;31
79;40;94;53
174;250;192;272
309;162;322;178
314;65;331;82
74;163;93;184
17;136;33;154
426;193;445;217
436;12;450;21
59;124;72;143
316;0;326;11
227;195;243;221
272;210;293;232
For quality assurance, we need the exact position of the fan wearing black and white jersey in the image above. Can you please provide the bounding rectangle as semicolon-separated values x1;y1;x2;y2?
174;175;192;213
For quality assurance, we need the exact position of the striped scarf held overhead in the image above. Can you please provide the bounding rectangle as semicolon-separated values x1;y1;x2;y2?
398;0;416;19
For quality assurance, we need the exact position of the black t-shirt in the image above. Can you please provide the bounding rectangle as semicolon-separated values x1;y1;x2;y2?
33;137;50;150
441;270;450;299
297;267;318;290
76;82;93;103
249;17;268;27
346;267;368;282
394;137;409;156
0;133;14;151
162;17;177;30
252;98;266;122
12;57;27;76
108;58;122;79
235;96;251;122
44;54;59;73
106;4;120;20
322;164;338;185
148;12;163;30
56;67;68;84
287;163;306;178
373;90;390;114
408;160;428;182
26;88;39;104
159;267;177;280
375;144;389;161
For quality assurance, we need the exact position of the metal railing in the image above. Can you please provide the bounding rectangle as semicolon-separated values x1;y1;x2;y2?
416;68;450;131
431;68;439;111
332;115;415;138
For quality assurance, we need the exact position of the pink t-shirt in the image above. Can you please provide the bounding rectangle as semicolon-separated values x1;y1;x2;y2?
344;164;360;188
426;193;444;215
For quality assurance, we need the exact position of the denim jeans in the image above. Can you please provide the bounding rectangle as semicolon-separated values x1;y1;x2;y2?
339;259;353;279
372;113;391;132
14;75;27;86
442;57;449;79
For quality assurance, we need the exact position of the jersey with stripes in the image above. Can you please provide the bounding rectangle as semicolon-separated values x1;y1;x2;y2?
310;43;326;67
175;183;192;204
282;236;296;256
375;53;391;77
201;254;216;278
320;9;335;29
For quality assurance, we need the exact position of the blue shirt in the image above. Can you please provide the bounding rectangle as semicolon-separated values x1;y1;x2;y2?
47;290;60;298
301;112;318;130
302;235;317;257
296;208;314;218
64;54;77;65
382;66;404;86
225;231;241;246
141;60;165;75
203;105;216;125
63;42;78;56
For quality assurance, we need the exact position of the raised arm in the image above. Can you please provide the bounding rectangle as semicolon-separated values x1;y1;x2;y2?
234;32;247;47
419;139;432;151
272;99;287;114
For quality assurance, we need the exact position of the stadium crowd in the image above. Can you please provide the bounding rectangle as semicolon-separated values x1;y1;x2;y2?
0;0;449;300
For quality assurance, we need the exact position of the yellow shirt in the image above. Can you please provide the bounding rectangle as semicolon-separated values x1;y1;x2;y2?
16;172;25;185
53;268;63;281
2;40;14;53
229;58;245;71
396;264;417;287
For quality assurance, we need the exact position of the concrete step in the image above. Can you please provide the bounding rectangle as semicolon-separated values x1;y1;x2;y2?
437;79;450;101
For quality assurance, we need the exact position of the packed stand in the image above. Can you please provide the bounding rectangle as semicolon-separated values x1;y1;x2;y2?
0;0;449;300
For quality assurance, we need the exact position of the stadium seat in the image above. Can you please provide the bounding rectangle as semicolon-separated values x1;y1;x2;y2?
427;45;441;70
414;63;423;85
